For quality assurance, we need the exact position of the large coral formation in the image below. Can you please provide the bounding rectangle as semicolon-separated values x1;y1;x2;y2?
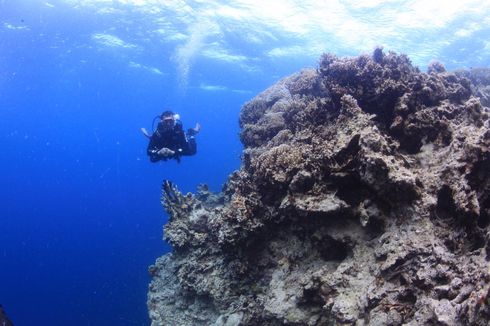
148;50;490;325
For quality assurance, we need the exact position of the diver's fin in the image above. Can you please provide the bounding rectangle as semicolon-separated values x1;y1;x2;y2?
140;127;152;138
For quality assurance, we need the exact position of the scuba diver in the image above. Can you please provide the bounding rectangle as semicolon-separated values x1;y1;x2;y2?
141;110;200;163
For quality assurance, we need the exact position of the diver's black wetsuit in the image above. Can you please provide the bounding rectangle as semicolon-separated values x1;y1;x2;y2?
147;121;196;162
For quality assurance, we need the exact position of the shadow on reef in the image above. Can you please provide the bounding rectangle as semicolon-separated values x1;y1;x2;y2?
148;49;490;326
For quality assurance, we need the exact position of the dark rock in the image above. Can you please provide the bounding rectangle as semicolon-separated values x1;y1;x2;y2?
0;305;13;326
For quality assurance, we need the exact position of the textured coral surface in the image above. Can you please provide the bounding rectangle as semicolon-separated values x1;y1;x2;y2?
148;50;490;326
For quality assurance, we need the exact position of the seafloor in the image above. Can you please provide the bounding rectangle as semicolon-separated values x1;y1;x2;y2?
148;49;490;325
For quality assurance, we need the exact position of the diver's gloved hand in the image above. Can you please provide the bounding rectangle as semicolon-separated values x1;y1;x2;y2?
157;147;175;158
187;123;201;136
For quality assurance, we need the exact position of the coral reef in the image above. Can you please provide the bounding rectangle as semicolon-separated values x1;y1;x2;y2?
455;68;490;108
148;50;490;325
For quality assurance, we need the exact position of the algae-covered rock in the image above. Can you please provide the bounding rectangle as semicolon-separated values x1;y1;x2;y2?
148;50;490;325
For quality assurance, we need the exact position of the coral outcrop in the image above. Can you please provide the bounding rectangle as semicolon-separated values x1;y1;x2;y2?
148;50;490;325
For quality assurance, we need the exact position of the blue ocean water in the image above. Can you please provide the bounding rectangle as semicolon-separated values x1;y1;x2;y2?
1;1;488;325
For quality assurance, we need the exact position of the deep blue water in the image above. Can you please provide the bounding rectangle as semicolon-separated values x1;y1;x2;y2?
1;1;489;325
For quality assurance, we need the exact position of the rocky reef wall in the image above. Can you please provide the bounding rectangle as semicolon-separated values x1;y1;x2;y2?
148;50;490;326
